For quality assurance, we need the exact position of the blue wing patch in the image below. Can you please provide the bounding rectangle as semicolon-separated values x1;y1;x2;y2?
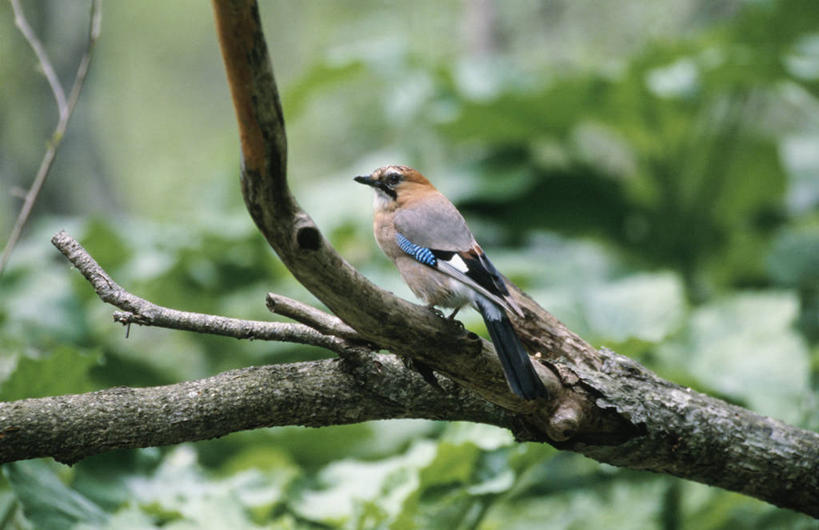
396;232;437;267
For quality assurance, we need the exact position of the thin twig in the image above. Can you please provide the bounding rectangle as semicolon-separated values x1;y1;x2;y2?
51;230;374;359
0;0;102;277
266;292;361;340
9;0;67;118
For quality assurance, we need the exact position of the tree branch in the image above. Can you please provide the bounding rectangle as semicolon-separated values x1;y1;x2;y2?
10;0;68;116
50;231;371;358
0;0;102;277
265;292;361;340
0;354;516;465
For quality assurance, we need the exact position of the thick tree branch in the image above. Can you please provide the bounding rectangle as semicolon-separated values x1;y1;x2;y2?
0;354;516;465
209;0;819;516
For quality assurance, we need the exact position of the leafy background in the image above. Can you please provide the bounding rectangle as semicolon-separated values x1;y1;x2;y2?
1;0;818;528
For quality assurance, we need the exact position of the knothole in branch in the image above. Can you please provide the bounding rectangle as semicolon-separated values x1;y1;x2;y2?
296;226;320;250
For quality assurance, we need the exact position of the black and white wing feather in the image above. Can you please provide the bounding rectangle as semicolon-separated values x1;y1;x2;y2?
395;232;523;317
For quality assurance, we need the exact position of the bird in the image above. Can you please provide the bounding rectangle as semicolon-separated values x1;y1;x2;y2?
354;165;548;400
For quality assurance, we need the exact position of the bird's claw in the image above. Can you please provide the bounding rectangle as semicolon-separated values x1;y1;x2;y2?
426;305;445;319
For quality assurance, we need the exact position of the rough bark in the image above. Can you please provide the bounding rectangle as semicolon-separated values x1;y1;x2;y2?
0;354;515;465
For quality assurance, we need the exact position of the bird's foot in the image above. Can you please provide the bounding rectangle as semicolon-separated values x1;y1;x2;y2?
426;305;445;319
427;305;464;330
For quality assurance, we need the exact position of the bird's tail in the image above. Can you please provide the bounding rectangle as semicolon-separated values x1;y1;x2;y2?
475;298;548;400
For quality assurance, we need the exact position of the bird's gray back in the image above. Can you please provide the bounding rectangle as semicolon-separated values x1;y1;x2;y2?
395;193;475;251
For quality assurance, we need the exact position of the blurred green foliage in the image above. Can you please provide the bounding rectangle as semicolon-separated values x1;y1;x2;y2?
1;0;818;528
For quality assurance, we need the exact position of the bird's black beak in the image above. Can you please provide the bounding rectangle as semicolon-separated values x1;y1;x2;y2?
354;175;376;187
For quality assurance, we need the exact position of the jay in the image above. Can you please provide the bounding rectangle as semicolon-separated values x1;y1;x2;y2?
355;165;548;400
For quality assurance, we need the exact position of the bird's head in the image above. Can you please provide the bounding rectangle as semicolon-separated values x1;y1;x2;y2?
354;165;434;209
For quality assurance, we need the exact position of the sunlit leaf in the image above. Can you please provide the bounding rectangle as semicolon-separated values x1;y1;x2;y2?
582;272;686;344
658;291;811;424
0;347;100;401
4;460;107;529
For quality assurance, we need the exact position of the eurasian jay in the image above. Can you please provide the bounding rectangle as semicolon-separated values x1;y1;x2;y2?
355;165;548;400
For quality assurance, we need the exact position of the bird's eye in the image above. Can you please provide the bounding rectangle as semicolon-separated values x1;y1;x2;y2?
386;173;401;186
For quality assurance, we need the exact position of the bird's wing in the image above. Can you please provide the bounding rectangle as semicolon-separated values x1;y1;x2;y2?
432;247;523;318
394;194;474;251
395;198;522;317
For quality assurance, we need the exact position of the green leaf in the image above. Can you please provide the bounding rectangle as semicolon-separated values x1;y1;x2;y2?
81;218;132;274
481;474;664;530
4;460;107;529
82;503;159;530
767;225;819;287
418;443;479;489
658;291;811;424
0;347;100;401
283;60;367;119
440;422;514;451
393;439;501;529
582;272;686;344
106;446;279;529
292;441;436;526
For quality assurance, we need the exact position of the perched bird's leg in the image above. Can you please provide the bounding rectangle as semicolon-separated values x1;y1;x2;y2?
447;307;465;330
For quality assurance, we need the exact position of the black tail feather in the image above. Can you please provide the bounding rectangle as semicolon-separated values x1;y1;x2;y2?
475;298;549;400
